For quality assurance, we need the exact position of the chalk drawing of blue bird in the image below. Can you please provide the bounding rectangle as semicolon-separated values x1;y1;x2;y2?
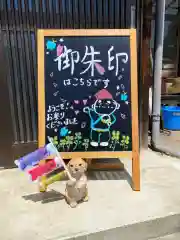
59;127;69;137
46;40;56;50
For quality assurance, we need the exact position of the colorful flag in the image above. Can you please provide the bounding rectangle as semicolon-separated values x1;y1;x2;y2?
27;158;63;181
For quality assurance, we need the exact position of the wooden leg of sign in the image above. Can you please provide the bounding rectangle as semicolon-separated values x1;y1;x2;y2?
132;152;140;191
130;29;140;191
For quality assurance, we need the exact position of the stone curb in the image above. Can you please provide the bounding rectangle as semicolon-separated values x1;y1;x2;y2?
58;214;180;240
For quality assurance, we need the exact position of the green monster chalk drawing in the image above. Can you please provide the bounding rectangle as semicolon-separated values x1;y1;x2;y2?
51;136;58;146
82;139;90;151
65;135;74;151
73;132;82;150
110;131;120;151
59;138;67;151
120;135;130;149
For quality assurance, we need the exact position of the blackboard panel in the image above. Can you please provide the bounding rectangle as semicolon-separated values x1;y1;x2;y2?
44;36;132;152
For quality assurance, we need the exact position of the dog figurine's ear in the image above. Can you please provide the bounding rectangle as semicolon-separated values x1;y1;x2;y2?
84;160;88;172
67;159;74;173
67;159;71;169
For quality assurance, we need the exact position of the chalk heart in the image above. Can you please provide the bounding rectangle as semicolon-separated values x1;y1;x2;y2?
57;44;64;57
83;99;87;105
95;62;105;75
74;100;79;104
75;110;79;115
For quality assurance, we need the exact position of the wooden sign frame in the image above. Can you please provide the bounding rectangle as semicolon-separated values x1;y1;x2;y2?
37;29;140;191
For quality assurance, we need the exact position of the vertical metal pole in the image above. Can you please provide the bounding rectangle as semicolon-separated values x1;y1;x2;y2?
151;0;166;146
177;0;180;76
131;5;136;28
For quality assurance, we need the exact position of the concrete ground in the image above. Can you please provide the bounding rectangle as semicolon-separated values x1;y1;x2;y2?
1;150;180;240
158;131;180;153
153;232;180;239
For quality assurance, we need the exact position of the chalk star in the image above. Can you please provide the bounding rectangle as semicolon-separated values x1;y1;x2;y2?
54;129;58;132
59;38;64;42
60;97;66;103
53;82;58;88
53;91;59;96
46;52;49;55
125;101;129;105
121;84;125;90
116;85;120;90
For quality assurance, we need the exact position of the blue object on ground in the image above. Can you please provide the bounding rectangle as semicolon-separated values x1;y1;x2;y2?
161;106;180;130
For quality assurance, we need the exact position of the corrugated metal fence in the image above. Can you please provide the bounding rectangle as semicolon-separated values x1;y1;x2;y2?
0;0;138;153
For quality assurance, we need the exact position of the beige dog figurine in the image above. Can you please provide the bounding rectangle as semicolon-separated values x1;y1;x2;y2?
65;158;88;208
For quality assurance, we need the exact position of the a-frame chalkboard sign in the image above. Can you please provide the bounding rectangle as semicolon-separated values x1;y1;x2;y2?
37;29;140;190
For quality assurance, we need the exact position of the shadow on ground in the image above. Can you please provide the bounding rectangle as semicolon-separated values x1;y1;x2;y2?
22;167;131;204
88;169;132;185
88;158;132;187
22;190;65;204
